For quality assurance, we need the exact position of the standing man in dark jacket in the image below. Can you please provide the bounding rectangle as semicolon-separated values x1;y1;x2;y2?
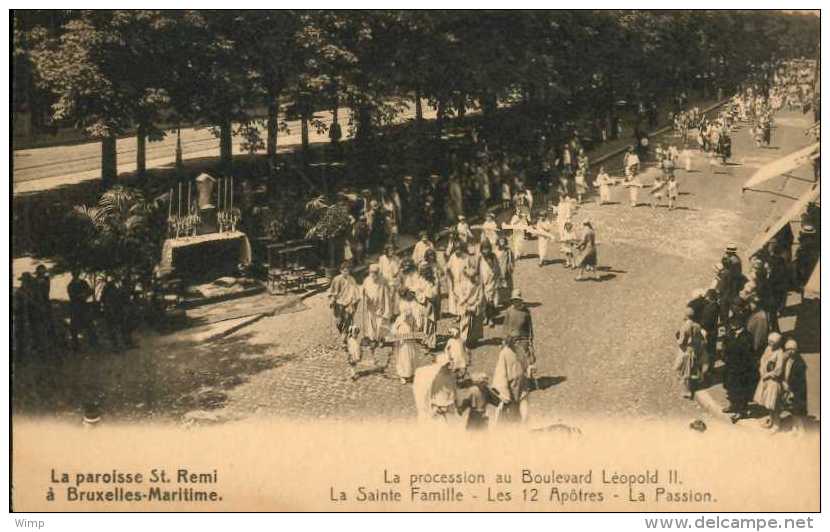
502;289;536;385
700;289;720;378
101;275;134;351
67;270;98;351
34;264;58;349
722;317;756;423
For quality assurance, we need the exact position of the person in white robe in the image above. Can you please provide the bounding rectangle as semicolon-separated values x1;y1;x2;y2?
594;166;615;205
392;305;420;384
478;240;501;326
412;352;458;424
534;212;556;267
624;175;644;207
444;246;468;317
481;212;500;247
411;231;435;266
378;244;402;314
508;210;529;259
443;327;470;382
360;264;393;350
559;221;577;269
494;237;514;308
455;215;474;244
413;262;439;350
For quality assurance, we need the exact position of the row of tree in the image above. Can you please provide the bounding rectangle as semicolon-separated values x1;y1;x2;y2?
13;10;820;183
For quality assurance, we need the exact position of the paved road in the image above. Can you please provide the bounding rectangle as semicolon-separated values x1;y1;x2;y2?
12;102;429;195
12;109;818;428
207;109;816;425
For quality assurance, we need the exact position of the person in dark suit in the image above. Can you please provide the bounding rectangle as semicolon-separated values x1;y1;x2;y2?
700;289;720;379
100;275;134;351
397;175;420;233
722;317;756;423
67;270;98;352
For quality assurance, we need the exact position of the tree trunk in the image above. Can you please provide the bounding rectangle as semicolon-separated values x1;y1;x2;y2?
455;92;466;121
136;123;147;176
219;119;233;170
356;105;373;142
415;88;423;122
101;133;117;186
266;91;280;163
436;98;447;139
301;113;310;153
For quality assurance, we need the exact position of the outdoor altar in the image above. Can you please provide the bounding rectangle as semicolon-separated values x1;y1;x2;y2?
159;173;252;283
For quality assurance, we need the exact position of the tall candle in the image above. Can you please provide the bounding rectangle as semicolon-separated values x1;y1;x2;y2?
230;176;233;211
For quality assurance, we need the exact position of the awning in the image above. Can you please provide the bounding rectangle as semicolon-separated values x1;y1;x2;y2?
804;259;820;299
742;142;820;190
746;183;820;258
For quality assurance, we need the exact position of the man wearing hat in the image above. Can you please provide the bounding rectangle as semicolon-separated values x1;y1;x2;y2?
502;289;536;380
724;243;742;275
722;315;756;422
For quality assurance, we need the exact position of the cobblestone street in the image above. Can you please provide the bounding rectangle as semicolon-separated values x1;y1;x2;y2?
203;109;818;425
11;109;818;429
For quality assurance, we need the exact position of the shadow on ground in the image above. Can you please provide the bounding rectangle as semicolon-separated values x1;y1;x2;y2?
12;331;294;422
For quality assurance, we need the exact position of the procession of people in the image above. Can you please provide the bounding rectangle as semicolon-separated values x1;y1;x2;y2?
670;68;816;435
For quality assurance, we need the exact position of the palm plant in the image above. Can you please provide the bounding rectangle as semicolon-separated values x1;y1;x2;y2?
55;186;166;296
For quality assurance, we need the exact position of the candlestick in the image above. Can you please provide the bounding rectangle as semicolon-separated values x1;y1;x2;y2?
178;183;182;219
230;176;233;211
188;181;192;215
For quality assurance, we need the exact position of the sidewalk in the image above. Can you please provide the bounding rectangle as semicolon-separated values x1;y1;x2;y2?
684;110;821;429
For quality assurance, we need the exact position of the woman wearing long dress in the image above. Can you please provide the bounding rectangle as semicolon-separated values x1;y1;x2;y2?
595;166;614;205
392;306;420;384
575;220;598;280
456;265;484;347
509;211;529;259
559;221;577;269
445;246;468;317
478;240;501;327
753;332;786;431
494;237;514;308
534;212;556;267
413;262;439;350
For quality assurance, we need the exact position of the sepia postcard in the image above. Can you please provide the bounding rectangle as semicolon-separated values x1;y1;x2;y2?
8;7;822;514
